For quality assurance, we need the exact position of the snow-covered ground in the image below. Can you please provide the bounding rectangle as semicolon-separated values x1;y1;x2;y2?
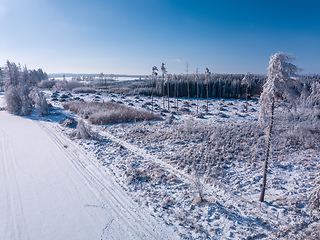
1;89;320;239
0;92;177;240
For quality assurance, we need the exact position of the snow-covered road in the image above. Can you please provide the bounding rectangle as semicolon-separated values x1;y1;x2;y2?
0;108;176;239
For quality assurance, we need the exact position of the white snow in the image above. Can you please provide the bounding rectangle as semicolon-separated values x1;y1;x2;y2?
1;89;320;239
0;93;177;239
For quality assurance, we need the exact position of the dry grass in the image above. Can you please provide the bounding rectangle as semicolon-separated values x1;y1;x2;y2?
63;101;162;124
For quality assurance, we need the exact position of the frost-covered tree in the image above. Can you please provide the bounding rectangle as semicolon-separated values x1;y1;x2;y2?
196;68;199;114
186;62;190;111
29;88;49;116
0;67;4;90
5;85;22;114
5;61;20;87
4;83;32;115
205;68;211;112
3;61;49;116
241;72;252;111
259;52;299;202
161;63;167;108
74;120;91;139
307;81;320;106
151;66;158;113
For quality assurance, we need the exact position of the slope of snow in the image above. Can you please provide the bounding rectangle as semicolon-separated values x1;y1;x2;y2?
0;94;178;239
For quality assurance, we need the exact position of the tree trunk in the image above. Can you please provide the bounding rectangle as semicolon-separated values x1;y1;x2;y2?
167;82;170;111
245;84;248;111
197;78;199;115
176;78;179;111
151;77;154;113
259;97;275;202
206;76;209;113
162;73;165;108
187;80;190;112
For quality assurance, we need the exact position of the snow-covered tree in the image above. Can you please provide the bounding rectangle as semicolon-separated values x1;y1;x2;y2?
5;85;22;114
241;72;252;111
5;61;20;87
186;62;190;111
205;68;211;112
196;68;199;114
29;87;49;116
151;66;158;113
259;52;300;202
161;63;167;108
0;67;4;90
2;61;49;116
74;120;91;139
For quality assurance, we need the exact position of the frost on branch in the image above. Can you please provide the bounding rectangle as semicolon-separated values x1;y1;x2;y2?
259;52;300;126
29;88;49;116
3;61;49;116
309;177;320;220
74;120;92;139
5;84;32;116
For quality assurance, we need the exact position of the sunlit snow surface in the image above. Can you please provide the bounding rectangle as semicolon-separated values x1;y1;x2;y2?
1;90;320;239
0;92;177;240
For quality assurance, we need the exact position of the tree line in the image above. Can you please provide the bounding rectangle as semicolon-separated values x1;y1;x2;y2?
137;72;266;100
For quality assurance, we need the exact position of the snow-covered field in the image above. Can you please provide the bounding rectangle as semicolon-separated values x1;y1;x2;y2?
0;92;177;240
1;89;320;239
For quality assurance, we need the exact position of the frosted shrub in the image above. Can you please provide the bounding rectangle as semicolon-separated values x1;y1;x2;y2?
124;160;178;187
29;88;49;116
5;84;32;116
38;79;56;89
285;121;320;150
63;101;162;124
59;117;77;128
191;171;205;203
73;120;91;139
54;80;83;90
309;177;320;220
3;61;50;116
72;87;96;93
5;85;22;114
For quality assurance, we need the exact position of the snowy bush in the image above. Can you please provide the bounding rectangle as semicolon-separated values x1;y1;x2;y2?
54;80;84;90
309;177;320;220
72;87;97;93
29;88;49;116
4;85;23;115
3;61;50;116
63;101;162;124
38;79;56;89
5;84;32;116
72;120;92;139
59;117;77;128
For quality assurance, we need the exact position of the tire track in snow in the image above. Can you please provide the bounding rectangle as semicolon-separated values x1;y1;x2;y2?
0;133;12;239
38;122;172;240
0;129;30;240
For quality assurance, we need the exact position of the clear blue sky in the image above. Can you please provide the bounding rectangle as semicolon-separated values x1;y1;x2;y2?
0;0;319;75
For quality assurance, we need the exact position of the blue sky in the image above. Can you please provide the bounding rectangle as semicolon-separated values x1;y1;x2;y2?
0;0;319;75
